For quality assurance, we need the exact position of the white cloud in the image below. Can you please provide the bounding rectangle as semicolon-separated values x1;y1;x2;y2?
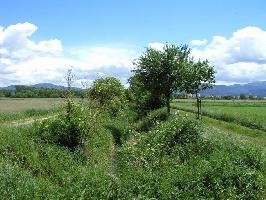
0;22;62;62
190;39;208;46
148;42;164;51
0;22;137;87
191;26;266;84
2;22;266;87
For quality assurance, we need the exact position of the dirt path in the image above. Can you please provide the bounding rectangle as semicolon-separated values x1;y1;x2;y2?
5;114;59;127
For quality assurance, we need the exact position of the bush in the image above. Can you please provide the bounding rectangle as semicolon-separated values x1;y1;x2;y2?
134;107;169;132
89;77;126;116
37;103;91;149
0;123;117;199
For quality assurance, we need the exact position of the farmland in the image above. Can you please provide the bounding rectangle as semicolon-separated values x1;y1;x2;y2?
0;98;63;124
0;98;63;113
172;99;266;132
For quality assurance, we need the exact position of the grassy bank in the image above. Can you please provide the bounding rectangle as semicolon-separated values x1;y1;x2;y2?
171;100;266;132
0;105;265;199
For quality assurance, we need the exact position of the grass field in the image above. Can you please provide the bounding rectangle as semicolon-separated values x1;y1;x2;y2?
171;99;266;131
0;98;265;198
0;98;63;123
0;98;63;113
172;109;266;153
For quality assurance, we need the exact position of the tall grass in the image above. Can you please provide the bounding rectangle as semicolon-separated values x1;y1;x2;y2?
0;116;117;199
0;103;265;199
0;108;61;123
171;103;266;132
117;114;266;199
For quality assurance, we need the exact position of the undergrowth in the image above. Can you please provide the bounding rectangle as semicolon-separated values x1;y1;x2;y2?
0;105;265;199
117;114;266;199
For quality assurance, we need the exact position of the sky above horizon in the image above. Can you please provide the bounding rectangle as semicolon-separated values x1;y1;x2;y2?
0;0;266;87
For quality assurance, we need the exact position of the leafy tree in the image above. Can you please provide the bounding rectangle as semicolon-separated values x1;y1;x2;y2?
89;77;126;116
132;44;190;114
239;93;247;100
128;74;164;118
180;59;215;119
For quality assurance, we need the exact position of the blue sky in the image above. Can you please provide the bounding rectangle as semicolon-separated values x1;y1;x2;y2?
0;0;266;86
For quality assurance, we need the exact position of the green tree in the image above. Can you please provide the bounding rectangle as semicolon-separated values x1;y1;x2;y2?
239;93;247;100
132;44;190;114
180;59;215;119
128;74;164;118
89;77;126;116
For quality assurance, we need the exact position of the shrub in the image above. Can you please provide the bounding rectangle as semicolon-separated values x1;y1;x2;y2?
89;77;126;116
37;103;91;149
134;107;169;132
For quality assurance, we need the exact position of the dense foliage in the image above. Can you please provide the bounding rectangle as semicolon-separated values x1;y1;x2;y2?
0;103;265;199
131;43;215;117
117;114;265;199
132;44;190;114
89;77;126;116
37;103;92;149
0;85;84;98
128;74;165;118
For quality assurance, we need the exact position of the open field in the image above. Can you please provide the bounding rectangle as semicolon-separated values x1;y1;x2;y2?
172;99;266;132
0;98;63;123
172;109;266;153
0;98;63;113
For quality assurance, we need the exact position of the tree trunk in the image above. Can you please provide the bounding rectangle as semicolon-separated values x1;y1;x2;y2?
166;94;170;114
196;92;200;119
199;97;202;119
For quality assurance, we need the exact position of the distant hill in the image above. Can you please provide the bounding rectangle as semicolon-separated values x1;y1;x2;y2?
201;81;266;97
0;83;81;91
0;85;17;91
1;81;266;96
32;83;80;90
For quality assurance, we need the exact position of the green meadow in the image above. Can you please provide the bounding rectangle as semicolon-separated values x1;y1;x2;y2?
172;99;266;132
0;97;265;199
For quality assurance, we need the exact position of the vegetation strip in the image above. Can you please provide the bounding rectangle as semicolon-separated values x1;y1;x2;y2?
173;108;266;153
172;104;266;132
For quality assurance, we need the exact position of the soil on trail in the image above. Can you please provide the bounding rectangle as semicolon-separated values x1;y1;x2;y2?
5;115;58;127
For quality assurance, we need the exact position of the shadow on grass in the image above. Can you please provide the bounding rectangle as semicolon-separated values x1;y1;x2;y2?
105;125;123;147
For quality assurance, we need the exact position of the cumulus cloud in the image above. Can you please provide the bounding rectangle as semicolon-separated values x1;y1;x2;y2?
190;39;208;46
148;42;165;51
0;22;137;87
2;22;266;87
0;22;62;62
191;26;266;84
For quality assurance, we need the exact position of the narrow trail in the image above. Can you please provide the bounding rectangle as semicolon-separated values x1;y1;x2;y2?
2;114;59;127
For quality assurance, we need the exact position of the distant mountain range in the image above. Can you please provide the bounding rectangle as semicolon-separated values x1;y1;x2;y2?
0;83;81;91
201;81;266;97
1;81;266;97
